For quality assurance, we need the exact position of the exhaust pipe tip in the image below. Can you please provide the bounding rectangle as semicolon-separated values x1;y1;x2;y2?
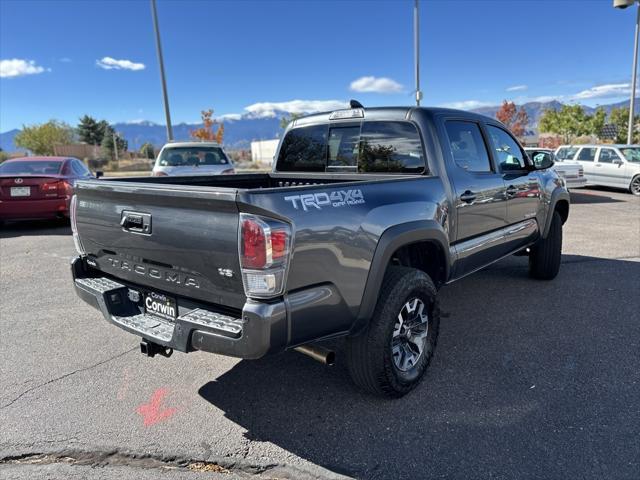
294;344;335;366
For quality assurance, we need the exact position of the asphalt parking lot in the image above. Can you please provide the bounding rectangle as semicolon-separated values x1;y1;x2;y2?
1;187;639;480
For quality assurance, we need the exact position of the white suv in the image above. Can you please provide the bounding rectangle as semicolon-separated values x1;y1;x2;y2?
152;142;235;177
555;144;640;196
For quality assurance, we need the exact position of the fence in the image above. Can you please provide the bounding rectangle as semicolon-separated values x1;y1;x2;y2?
53;143;102;160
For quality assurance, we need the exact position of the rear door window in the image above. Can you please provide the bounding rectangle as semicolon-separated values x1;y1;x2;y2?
597;148;621;163
444;121;492;172
577;147;596;162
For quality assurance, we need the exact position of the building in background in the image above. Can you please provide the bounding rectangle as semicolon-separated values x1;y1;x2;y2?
251;139;279;165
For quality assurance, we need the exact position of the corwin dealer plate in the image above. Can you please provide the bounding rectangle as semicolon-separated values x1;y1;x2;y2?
144;290;177;321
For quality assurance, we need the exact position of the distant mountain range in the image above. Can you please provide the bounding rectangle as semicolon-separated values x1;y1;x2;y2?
1;98;637;153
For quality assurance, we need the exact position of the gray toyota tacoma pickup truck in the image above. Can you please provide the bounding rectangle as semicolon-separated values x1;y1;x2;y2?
70;105;569;397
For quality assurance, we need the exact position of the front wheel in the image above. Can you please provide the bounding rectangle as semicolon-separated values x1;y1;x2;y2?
346;267;440;398
529;211;562;280
629;175;640;196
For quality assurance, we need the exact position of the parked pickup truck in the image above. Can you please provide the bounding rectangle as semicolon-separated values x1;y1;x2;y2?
70;105;569;397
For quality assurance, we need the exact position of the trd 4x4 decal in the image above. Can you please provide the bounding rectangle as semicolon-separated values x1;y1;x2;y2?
284;189;365;211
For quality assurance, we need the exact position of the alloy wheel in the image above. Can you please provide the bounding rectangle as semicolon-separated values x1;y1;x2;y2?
391;298;429;372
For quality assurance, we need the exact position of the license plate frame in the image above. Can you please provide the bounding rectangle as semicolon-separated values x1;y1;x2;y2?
10;186;31;197
143;290;177;321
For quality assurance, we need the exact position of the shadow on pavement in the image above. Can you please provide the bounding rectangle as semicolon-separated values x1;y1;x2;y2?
198;255;640;479
0;219;71;238
569;191;625;204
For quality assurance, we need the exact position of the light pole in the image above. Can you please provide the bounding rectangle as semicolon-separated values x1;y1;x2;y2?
414;0;422;106
151;0;174;142
614;0;639;144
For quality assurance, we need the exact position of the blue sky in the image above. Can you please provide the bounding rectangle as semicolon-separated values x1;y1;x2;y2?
0;0;638;131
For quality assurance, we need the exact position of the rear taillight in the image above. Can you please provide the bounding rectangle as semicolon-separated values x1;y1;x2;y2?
221;168;236;175
40;180;71;198
239;213;291;298
70;195;85;255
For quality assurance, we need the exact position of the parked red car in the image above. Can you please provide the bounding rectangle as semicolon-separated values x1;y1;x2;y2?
0;156;101;222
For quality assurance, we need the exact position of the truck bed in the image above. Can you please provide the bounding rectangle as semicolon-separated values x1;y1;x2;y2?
73;171;429;313
98;171;416;190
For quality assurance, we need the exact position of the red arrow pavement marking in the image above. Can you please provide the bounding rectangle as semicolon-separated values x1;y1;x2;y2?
136;388;177;426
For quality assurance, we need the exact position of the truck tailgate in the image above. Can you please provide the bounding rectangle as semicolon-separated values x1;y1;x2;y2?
74;180;245;310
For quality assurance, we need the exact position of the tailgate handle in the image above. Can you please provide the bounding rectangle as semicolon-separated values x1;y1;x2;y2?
121;211;152;234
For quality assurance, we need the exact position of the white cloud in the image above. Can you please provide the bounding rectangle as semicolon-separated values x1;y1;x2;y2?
516;95;563;103
349;76;404;93
506;84;528;92
572;83;638;100
439;100;494;110
217;113;242;121
244;99;347;118
96;56;145;71
0;59;48;78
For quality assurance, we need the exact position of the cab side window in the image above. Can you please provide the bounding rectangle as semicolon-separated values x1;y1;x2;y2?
486;125;526;171
444;121;492;173
598;148;622;164
577;148;596;162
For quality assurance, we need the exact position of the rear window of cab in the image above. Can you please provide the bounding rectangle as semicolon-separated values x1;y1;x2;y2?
276;121;427;174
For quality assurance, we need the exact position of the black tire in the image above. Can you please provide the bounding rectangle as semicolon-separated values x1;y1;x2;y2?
629;175;640;196
529;211;562;280
346;266;440;398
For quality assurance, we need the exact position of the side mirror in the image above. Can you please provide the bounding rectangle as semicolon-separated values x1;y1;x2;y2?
536;158;554;170
613;159;623;166
95;170;104;178
531;153;554;170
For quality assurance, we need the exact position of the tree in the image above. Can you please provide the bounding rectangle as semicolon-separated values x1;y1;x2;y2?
0;148;9;163
14;120;74;155
77;115;113;146
190;109;224;143
609;107;640;144
101;128;128;160
590;107;607;139
140;142;155;159
495;100;529;140
280;112;302;129
539;105;591;144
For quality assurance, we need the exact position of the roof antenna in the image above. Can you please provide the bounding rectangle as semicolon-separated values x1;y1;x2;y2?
349;99;364;109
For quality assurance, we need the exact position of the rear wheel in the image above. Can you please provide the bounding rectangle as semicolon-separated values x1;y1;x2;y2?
629;175;640;196
346;267;440;398
529;211;562;280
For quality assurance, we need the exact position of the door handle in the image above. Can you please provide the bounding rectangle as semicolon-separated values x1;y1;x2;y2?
595;164;602;167
506;185;518;196
459;191;477;203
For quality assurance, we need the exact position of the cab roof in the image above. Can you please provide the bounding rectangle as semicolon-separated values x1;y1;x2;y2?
291;106;496;128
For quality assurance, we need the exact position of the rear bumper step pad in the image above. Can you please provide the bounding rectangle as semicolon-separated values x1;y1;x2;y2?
71;256;288;359
74;276;242;344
